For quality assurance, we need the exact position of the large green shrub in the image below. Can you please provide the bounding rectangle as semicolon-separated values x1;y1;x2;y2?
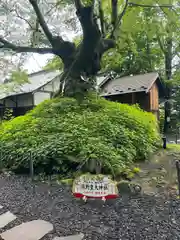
0;95;160;176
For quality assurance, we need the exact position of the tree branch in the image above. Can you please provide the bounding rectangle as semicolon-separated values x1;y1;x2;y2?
74;0;83;13
172;63;180;69
128;2;173;8
111;0;129;38
100;39;116;54
29;0;54;44
98;0;105;36
172;51;179;59
156;35;166;54
0;37;53;54
111;0;118;29
14;9;33;29
70;1;102;75
117;0;129;26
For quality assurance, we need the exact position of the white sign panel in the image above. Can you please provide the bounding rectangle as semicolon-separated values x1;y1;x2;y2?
72;174;118;200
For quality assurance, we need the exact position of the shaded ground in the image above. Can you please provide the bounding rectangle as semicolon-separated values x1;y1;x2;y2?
0;146;180;239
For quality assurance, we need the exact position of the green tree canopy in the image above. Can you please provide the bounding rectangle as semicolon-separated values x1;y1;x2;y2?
44;1;179;79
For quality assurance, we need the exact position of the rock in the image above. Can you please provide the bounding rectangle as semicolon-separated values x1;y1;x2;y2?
130;183;142;193
117;181;142;195
151;177;157;181
157;180;168;185
59;179;73;186
1;220;53;240
117;181;131;194
0;211;16;229
53;233;84;240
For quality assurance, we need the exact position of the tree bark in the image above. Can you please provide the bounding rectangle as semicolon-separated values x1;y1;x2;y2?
163;37;173;134
51;3;115;99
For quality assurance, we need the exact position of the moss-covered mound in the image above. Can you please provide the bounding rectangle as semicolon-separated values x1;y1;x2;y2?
0;95;160;176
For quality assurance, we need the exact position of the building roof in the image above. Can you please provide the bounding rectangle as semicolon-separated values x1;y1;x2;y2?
96;75;108;86
0;70;61;100
96;71;117;87
100;72;160;96
0;70;164;101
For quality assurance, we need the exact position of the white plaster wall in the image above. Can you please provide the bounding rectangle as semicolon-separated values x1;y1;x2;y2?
41;82;53;91
34;91;51;105
52;77;60;92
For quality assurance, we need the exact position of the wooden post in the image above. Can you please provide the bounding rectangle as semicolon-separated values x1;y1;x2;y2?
0;145;2;172
176;160;180;196
176;124;178;144
29;151;34;181
162;136;167;149
176;133;178;144
132;93;135;104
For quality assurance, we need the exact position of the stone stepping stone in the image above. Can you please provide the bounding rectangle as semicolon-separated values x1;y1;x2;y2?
0;211;16;229
0;206;3;209
53;233;84;240
1;220;53;240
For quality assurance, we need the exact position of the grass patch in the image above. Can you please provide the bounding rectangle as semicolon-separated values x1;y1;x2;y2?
167;144;180;152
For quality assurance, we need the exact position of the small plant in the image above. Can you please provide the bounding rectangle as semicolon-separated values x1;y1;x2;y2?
133;167;141;174
126;171;135;179
3;108;14;121
0;95;160;176
59;178;73;185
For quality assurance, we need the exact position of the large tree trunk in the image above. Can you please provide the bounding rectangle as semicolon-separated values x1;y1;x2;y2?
51;3;115;99
163;37;173;134
55;71;96;101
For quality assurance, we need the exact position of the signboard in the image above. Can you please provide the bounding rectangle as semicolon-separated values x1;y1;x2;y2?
72;174;119;202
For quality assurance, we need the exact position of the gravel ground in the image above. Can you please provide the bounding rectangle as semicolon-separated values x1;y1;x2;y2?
0;174;180;240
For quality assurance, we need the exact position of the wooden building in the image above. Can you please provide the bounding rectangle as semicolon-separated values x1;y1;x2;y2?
0;70;61;118
0;70;164;120
98;72;165;119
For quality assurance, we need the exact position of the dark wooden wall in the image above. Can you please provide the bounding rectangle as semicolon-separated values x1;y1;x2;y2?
149;82;159;119
0;106;33;120
103;80;160;120
105;91;150;112
149;83;159;111
104;82;159;119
